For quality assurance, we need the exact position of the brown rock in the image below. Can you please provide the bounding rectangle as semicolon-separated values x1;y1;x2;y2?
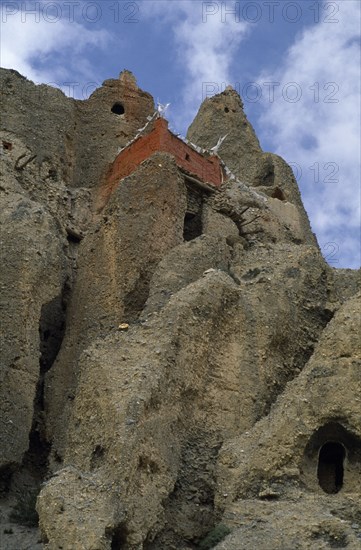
0;162;64;471
187;87;317;245
0;69;359;550
215;293;361;548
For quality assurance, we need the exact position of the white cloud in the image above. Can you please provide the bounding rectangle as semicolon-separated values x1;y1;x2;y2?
0;0;111;94
141;0;250;128
256;1;361;268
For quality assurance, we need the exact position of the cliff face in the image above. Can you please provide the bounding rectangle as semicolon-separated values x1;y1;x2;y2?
0;68;360;550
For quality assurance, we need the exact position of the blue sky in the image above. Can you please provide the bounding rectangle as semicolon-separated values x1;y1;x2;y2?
1;0;360;268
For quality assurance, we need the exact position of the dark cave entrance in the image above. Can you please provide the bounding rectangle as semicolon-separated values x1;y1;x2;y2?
183;211;202;241
111;102;125;115
2;287;70;524
22;292;68;478
183;183;203;241
106;523;128;550
317;441;345;494
271;187;286;201
21;290;68;476
301;421;361;494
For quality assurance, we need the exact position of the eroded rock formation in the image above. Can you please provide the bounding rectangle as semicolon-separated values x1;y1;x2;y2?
0;68;360;550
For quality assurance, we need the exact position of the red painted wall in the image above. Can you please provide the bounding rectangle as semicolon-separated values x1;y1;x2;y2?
99;117;224;208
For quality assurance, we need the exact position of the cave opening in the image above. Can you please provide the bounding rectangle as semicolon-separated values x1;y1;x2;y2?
111;102;125;115
183;212;202;241
271;187;286;201
15;289;68;488
302;421;361;494
108;523;128;550
317;441;345;494
2;140;13;151
183;184;203;241
2;288;70;525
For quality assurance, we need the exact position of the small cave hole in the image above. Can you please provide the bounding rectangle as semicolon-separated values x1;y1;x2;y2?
317;441;345;494
241;267;261;281
183;212;202;241
66;227;84;243
111;102;125;115
54;452;63;464
2;140;13;151
47;168;57;180
271;187;286;201
224;107;229;113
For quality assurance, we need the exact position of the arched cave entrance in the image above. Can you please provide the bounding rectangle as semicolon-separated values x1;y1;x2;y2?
317;441;345;494
301;421;361;494
111;102;125;115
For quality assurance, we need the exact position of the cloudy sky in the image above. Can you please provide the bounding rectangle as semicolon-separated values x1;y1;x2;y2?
1;0;360;268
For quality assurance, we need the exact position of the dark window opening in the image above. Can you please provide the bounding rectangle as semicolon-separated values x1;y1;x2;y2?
185;153;190;161
317;441;345;494
183;212;202;241
111;102;125;115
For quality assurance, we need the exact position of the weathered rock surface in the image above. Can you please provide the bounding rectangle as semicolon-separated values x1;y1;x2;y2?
213;291;361;549
0;68;154;190
214;496;361;549
0;159;65;470
187;87;263;186
187;87;316;245
0;68;359;550
44;153;187;464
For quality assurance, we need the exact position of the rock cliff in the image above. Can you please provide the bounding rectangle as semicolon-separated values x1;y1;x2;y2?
0;68;360;550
